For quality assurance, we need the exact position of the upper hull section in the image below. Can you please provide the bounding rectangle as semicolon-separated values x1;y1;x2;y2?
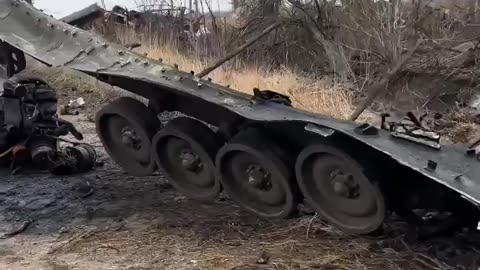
1;0;479;205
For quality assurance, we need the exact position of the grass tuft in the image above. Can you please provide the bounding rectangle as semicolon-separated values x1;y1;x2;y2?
137;41;354;120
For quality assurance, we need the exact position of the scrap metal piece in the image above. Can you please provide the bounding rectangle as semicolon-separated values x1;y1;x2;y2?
354;123;378;136
392;132;442;150
252;88;292;106
383;112;442;149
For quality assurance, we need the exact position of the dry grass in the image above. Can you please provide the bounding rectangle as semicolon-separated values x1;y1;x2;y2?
139;44;354;120
112;24;355;120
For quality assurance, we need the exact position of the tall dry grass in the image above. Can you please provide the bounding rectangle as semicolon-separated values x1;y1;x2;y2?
112;25;354;120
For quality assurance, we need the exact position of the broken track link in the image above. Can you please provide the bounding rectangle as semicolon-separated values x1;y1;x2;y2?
152;116;224;202
295;143;386;235
95;97;161;177
215;128;300;219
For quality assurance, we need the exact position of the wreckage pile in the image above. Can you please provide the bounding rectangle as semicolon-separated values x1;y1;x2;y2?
0;75;97;175
62;3;200;33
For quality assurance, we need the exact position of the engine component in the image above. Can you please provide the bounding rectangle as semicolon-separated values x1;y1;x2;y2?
152;117;223;201
28;135;56;168
216;128;298;219
49;143;97;175
295;143;386;235
95;97;161;176
69;143;97;172
0;74;88;173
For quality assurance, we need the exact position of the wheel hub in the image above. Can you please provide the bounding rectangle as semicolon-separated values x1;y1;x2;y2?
246;164;271;190
295;144;386;235
121;127;142;150
95;97;160;177
215;129;297;219
151;117;223;202
180;150;203;172
330;169;359;199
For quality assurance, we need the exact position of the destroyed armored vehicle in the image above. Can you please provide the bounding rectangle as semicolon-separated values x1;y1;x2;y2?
1;0;479;237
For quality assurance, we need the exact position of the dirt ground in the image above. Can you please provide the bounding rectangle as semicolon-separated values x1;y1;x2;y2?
0;72;480;270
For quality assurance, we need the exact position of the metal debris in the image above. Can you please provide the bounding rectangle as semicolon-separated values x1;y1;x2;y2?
252;88;292;106
382;112;442;149
68;97;85;109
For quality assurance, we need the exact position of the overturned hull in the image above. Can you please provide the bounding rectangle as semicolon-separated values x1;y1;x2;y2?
1;0;479;235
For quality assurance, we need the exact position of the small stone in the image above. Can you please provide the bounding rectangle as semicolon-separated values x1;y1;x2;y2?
256;250;271;264
109;222;125;232
174;196;186;202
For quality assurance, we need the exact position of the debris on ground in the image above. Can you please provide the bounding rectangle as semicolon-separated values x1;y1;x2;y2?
0;219;33;239
256;250;271;265
68;97;85;109
71;180;94;198
58;104;79;115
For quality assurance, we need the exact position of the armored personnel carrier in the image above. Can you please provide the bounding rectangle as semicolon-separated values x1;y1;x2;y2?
1;0;479;236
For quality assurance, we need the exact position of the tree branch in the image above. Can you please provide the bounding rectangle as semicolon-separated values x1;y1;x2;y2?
349;38;424;121
196;21;283;78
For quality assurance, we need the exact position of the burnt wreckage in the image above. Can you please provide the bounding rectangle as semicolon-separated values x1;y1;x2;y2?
0;41;97;174
0;0;479;237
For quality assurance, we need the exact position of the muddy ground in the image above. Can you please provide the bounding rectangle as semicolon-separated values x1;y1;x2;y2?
0;72;480;270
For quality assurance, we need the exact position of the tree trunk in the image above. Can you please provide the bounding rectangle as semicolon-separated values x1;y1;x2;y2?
301;12;350;82
349;38;422;121
319;39;349;82
196;22;283;78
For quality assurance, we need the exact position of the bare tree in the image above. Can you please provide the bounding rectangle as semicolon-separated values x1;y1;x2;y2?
288;0;351;82
339;0;427;120
197;21;283;78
